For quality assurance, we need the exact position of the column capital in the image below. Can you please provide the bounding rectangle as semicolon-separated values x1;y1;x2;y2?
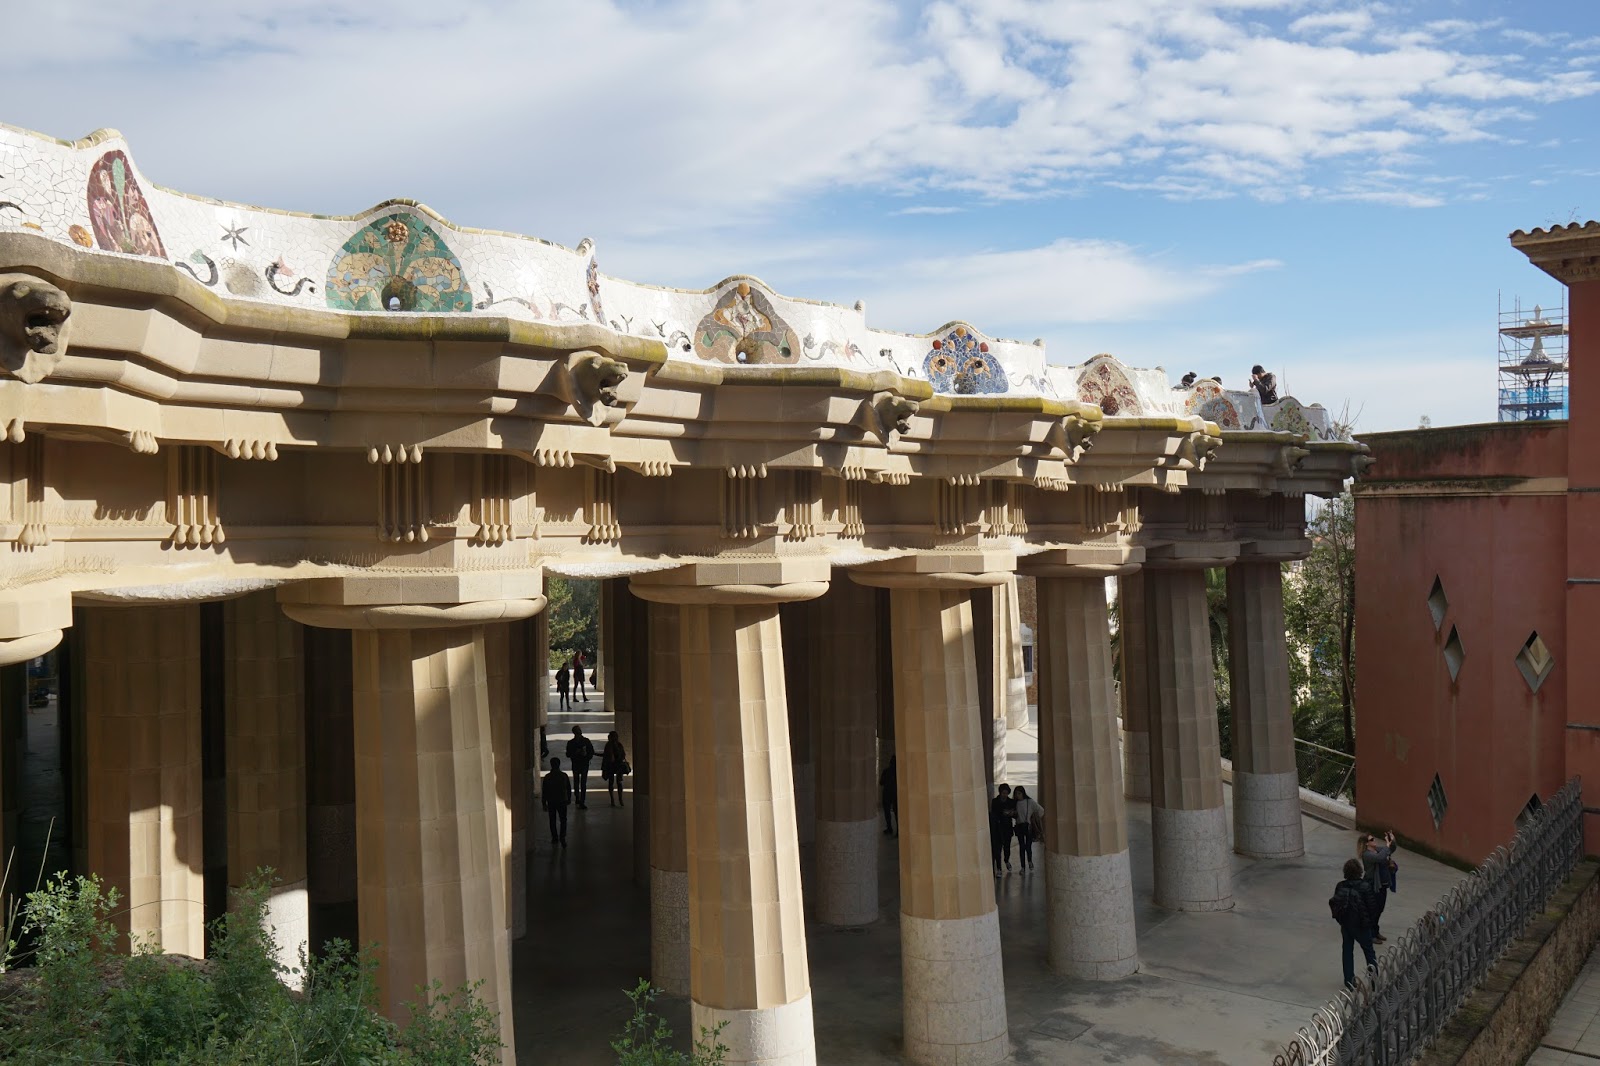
848;549;1015;590
280;597;546;630
278;573;546;629
1020;545;1144;579
1141;540;1239;570
0;592;70;663
629;556;829;605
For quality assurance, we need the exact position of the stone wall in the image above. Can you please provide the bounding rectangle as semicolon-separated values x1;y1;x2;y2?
1417;859;1600;1066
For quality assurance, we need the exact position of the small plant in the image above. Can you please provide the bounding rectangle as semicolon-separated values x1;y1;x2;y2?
612;980;728;1066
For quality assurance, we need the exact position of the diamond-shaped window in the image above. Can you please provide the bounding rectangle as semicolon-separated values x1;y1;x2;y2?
1427;774;1448;828
1515;632;1555;694
1442;626;1465;682
1427;577;1449;632
1515;793;1543;830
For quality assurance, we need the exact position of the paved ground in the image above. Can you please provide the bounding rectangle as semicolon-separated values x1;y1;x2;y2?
1530;946;1600;1065
515;695;1466;1065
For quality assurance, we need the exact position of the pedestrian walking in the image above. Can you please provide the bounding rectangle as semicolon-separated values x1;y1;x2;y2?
1359;830;1397;942
566;725;596;809
601;730;628;808
555;661;571;711
1011;786;1043;871
573;651;589;702
990;784;1016;875
880;755;898;836
1331;857;1379;987
542;756;572;849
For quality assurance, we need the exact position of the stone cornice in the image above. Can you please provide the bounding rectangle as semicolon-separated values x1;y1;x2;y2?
1510;222;1600;284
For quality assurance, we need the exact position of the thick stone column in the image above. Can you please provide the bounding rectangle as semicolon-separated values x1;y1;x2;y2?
813;579;880;927
1117;572;1151;801
485;624;515;945
780;599;817;848
647;601;689;994
999;575;1029;731
1226;561;1304;859
223;591;309;977
971;588;1006;792
1144;567;1232;912
348;623;515;1055
303;627;356;953
633;572;824;1066
1034;573;1138;979
854;568;1010;1066
507;616;534;938
83;604;205;956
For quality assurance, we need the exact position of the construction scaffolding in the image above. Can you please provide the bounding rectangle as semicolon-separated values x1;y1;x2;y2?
1499;294;1569;422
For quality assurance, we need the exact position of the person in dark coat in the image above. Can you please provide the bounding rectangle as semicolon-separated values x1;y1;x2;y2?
601;730;627;808
880;756;898;836
1333;857;1379;987
566;725;596;809
1250;364;1279;405
1360;831;1396;942
989;784;1016;875
573;651;589;702
555;661;571;711
543;757;572;849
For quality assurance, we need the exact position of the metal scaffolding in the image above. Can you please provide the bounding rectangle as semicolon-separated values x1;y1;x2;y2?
1498;294;1569;422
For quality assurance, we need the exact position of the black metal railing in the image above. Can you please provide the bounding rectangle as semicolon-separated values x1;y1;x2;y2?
1295;737;1356;801
1271;778;1583;1066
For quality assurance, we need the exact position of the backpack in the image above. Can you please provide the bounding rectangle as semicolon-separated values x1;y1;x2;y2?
1328;883;1352;925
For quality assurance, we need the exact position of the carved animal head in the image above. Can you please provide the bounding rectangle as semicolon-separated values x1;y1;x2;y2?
1063;415;1101;458
875;394;919;436
0;274;72;384
572;353;628;407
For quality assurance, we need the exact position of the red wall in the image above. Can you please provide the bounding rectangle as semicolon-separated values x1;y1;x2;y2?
1355;424;1568;863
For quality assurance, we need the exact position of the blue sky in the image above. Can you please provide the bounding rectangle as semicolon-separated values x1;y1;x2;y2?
7;0;1599;432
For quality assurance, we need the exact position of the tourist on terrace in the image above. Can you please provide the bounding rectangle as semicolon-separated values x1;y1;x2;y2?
1010;786;1042;872
1250;364;1279;405
573;651;589;702
566;725;596;809
601;730;628;808
543;757;572;849
1359;831;1397;943
880;756;898;836
1179;371;1198;388
990;784;1017;875
556;660;571;711
1332;857;1378;987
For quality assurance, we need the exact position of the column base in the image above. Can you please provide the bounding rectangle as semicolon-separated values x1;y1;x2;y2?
691;994;816;1066
263;879;310;987
1233;770;1305;859
1152;806;1233;912
901;911;1009;1066
1121;729;1149;801
649;866;690;995
1045;851;1138;980
816;819;879;927
510;828;527;939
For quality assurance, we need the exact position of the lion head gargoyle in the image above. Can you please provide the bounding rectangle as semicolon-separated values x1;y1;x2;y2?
0;274;72;384
572;352;628;408
875;394;919;438
1063;415;1101;458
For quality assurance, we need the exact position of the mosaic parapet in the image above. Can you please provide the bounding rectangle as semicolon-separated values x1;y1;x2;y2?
0;124;1345;439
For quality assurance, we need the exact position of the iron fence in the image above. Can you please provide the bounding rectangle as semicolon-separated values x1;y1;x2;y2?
1295;737;1356;802
1272;777;1584;1066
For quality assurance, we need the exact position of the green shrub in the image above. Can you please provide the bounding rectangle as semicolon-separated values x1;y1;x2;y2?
611;980;728;1066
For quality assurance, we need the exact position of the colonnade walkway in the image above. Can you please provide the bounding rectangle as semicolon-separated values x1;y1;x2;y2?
515;700;1464;1065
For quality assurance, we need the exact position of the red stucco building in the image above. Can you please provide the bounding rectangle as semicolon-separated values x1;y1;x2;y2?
1354;223;1600;863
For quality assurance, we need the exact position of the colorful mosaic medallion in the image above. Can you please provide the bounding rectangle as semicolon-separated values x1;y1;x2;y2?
325;213;473;312
693;281;801;364
1184;379;1242;429
922;326;1008;394
86;150;165;258
1075;354;1142;416
1269;397;1316;438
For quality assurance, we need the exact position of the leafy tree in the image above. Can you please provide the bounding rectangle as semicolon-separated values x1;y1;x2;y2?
1283;490;1357;756
547;577;600;665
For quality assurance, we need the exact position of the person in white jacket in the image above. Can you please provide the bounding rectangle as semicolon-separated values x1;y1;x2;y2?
1011;786;1044;872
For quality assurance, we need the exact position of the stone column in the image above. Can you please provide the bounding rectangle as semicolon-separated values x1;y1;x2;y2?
1118;572;1151;801
853;569;1010;1066
1034;572;1138;979
303;626;357;953
647;601;689;994
507;616;534;938
633;573;825;1066
780;599;816;848
1144;567;1232;912
813;578;880;927
223;591;309;977
532;608;549;799
999;575;1029;731
83;604;205;956
970;587;1006;792
1226;561;1304;859
485;624;515;945
630;592;651;885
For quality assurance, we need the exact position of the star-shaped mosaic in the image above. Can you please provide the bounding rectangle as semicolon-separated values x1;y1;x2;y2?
220;222;249;250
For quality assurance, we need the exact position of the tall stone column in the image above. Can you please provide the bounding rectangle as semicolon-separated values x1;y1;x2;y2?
813;578;880;927
507;615;534;938
485;624;515;944
999;575;1029;731
633;571;825;1066
303;626;356;953
780;599;816;848
647;601;689;994
83;604;205;956
630;592;651;885
223;591;309;977
1144;567;1232;912
853;568;1010;1066
1033;572;1138;979
1118;572;1151;801
970;587;1006;792
1226;561;1304;859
